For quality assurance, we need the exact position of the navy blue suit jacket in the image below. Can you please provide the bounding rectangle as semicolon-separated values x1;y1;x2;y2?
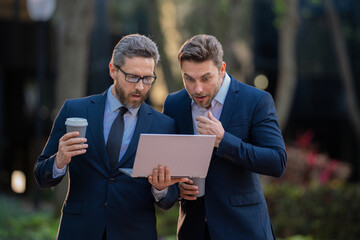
163;75;287;240
34;91;179;240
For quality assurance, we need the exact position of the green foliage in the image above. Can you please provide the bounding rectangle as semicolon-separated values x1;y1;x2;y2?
3;182;359;240
265;183;360;240
272;0;286;28
0;195;59;240
156;203;179;238
280;235;315;240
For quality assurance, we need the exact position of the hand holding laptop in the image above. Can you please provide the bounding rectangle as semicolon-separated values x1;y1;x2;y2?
148;165;189;191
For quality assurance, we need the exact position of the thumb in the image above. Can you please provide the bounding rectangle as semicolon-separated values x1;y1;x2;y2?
172;177;189;184
148;176;153;184
208;111;217;121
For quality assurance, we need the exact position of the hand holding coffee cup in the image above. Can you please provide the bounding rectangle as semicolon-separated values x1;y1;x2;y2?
190;177;205;197
179;177;206;200
55;118;89;169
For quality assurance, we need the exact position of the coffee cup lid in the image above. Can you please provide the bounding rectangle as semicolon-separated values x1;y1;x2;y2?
65;118;88;127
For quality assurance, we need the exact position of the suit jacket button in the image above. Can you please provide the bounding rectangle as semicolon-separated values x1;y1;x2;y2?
104;202;108;208
110;178;114;183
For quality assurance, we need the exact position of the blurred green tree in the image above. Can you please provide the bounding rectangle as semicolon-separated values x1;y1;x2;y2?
53;0;95;212
273;0;299;130
324;0;360;179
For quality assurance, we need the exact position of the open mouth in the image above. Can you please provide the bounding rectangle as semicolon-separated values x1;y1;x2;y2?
131;94;141;100
195;95;207;102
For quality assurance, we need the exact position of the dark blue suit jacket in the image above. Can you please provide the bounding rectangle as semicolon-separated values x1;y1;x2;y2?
34;91;179;240
163;75;287;240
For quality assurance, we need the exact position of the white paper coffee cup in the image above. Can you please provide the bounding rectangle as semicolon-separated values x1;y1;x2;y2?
65;118;88;138
191;177;205;197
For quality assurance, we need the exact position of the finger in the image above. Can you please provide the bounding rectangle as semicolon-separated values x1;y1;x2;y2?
67;137;87;146
181;189;199;196
197;124;208;134
158;165;165;183
180;188;199;200
66;143;88;153
61;131;80;141
148;176;153;185
61;138;87;150
68;148;87;157
182;195;198;201
171;177;189;184
152;168;159;185
179;182;198;191
179;183;198;194
208;111;218;121
197;122;206;128
196;116;211;123
197;127;205;135
164;167;171;183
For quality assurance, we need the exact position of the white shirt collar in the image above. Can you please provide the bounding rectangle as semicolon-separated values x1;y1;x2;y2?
107;85;140;116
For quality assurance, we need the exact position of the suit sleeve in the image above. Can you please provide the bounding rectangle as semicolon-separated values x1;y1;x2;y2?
33;100;69;188
216;92;287;177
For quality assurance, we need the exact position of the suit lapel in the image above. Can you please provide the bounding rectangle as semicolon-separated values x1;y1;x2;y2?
116;103;153;168
87;91;111;172
219;77;240;131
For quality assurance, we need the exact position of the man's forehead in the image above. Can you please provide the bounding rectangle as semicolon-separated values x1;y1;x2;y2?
184;72;212;79
181;60;218;77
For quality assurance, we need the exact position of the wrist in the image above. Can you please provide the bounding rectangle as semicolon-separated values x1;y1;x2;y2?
55;158;66;170
154;186;165;191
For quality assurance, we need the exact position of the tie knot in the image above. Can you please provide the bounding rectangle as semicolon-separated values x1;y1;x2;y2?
120;106;128;116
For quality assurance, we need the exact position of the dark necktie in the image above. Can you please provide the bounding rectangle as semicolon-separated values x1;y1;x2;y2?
106;106;128;169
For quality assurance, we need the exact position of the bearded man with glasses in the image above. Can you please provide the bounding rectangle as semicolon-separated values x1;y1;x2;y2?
34;34;187;240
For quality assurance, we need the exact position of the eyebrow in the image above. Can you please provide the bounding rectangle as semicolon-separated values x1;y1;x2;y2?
184;72;212;80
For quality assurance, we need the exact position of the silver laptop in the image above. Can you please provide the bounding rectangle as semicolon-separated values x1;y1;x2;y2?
119;134;216;178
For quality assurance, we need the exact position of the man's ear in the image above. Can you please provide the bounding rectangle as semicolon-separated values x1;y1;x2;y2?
109;63;116;80
220;62;226;78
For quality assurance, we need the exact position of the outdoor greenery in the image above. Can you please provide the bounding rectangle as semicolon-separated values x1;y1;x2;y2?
0;195;59;240
1;182;359;239
2;130;358;240
155;183;360;240
266;183;360;240
156;203;179;238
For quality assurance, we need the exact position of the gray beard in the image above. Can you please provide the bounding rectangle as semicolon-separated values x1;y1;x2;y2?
115;84;149;109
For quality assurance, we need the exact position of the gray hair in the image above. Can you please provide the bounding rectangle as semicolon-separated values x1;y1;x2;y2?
178;34;223;69
112;34;160;67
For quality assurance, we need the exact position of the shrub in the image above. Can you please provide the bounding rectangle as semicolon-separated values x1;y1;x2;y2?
0;195;59;240
156;203;179;238
265;183;360;240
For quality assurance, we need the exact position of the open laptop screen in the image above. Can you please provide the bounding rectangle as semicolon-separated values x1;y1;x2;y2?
123;134;216;178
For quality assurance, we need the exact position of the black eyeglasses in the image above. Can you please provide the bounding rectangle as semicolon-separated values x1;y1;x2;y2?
114;64;157;85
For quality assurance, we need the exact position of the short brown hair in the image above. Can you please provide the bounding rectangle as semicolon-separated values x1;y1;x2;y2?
178;34;223;68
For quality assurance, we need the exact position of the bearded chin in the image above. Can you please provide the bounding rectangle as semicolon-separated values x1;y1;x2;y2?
115;85;149;109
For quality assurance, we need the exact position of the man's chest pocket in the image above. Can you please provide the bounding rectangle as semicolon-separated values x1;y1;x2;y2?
226;119;250;140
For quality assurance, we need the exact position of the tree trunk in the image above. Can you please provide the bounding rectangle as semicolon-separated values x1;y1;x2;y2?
146;0;178;93
226;0;254;83
53;0;95;212
324;0;360;178
56;0;95;108
274;0;299;130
